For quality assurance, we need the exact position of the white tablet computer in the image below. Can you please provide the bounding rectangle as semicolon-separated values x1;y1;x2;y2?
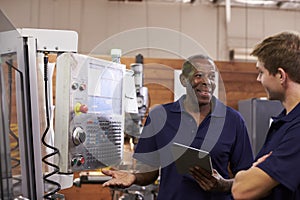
171;142;213;175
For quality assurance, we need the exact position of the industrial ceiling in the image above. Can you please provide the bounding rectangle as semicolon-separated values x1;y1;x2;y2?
108;0;300;11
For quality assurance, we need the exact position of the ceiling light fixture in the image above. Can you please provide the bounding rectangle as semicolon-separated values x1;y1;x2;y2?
234;0;277;5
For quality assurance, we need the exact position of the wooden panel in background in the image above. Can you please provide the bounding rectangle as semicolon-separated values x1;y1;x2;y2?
120;58;266;110
216;61;266;109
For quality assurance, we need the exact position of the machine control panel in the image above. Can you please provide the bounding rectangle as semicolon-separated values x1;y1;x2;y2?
54;53;125;173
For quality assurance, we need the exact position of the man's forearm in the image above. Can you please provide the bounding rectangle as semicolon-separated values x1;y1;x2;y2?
133;170;159;186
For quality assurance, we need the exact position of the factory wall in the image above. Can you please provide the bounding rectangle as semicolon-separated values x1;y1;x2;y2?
1;0;300;61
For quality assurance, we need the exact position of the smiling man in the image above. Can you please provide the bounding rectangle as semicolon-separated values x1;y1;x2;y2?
232;31;300;200
102;54;253;200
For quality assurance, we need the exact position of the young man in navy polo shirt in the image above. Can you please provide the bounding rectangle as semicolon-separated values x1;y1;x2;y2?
232;31;300;199
102;54;253;200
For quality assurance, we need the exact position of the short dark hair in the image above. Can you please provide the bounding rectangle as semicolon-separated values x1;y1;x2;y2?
251;31;300;83
182;54;216;77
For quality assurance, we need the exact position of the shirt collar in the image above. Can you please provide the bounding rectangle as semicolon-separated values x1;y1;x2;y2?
273;102;300;123
171;95;226;118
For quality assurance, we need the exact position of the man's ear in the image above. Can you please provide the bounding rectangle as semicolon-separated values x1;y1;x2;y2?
277;68;287;83
180;74;188;87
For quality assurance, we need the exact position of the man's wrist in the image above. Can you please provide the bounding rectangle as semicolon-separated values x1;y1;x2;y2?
132;173;138;185
219;178;233;192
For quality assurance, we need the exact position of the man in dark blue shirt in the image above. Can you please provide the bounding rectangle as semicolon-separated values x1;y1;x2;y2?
103;54;253;199
232;31;300;199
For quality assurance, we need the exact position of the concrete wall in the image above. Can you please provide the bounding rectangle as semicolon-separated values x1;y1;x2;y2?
1;0;300;60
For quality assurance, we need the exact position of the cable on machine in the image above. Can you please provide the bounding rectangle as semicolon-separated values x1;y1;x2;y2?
40;52;63;199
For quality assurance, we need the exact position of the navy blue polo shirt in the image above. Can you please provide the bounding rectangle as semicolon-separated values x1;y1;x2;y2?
256;103;300;200
133;95;253;200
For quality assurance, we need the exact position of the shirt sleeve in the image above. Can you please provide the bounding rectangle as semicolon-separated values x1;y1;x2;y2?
133;105;167;168
258;124;300;191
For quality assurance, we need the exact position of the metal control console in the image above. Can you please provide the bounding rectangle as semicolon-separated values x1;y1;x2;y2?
54;53;125;173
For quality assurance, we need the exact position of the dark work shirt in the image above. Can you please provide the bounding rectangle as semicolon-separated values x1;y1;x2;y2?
257;103;300;200
133;95;253;200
